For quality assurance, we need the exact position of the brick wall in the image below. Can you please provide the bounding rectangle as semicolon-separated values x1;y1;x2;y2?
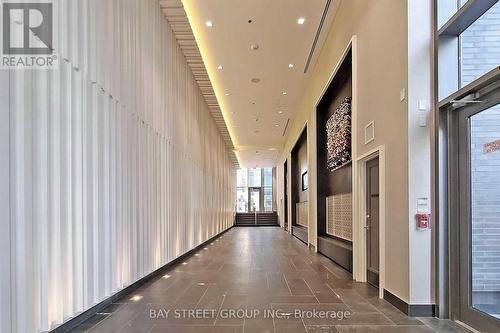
463;1;500;293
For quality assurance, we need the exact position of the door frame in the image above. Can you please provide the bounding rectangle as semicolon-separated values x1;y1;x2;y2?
365;157;380;288
450;92;500;332
248;187;262;212
354;146;386;299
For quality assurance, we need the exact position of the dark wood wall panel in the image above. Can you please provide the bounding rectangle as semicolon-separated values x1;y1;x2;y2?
291;128;308;228
316;51;353;272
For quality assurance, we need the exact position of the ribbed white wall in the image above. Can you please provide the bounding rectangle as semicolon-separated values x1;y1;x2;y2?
1;0;236;332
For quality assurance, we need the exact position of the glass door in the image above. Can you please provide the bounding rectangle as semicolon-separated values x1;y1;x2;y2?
456;97;500;332
249;188;261;212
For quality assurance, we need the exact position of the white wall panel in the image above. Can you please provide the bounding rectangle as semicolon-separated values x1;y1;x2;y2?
4;0;236;332
0;68;11;333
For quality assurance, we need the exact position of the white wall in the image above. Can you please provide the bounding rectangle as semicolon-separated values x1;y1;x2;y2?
278;0;435;305
407;0;434;305
280;0;410;301
3;0;235;332
0;57;11;333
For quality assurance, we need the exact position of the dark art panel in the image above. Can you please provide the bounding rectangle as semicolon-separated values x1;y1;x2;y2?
326;97;352;170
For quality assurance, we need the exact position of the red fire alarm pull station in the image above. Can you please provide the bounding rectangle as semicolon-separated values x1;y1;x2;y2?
416;213;431;230
416;198;431;230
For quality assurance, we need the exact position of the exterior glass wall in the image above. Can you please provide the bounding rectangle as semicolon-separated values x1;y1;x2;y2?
236;168;274;212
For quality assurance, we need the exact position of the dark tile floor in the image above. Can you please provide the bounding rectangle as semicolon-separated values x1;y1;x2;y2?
70;227;471;333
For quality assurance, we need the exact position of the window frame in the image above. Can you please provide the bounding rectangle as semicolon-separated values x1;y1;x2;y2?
435;0;500;320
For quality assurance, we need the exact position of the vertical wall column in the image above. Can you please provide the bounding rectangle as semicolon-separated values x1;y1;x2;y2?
0;70;11;333
408;0;434;305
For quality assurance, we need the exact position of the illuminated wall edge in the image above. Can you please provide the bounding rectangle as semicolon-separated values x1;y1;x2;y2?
1;0;236;332
182;0;242;165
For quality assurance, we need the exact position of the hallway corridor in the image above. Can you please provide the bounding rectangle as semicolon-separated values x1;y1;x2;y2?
71;228;468;333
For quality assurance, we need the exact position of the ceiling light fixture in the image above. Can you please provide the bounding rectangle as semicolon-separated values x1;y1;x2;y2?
275;124;279;127
289;64;294;68
205;21;213;27
217;65;223;70
282;92;288;95
297;17;305;25
269;148;277;151
163;274;171;279
225;93;229;96
278;111;284;114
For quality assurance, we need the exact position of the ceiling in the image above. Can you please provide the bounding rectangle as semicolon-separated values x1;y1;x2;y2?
162;0;338;168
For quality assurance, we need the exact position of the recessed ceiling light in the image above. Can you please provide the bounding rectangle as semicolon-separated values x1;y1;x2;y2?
205;21;213;27
217;65;223;70
251;78;261;83
225;93;229;96
250;44;259;50
275;124;279;127
282;92;288;95
278;111;284;114
130;295;143;302
297;17;306;25
289;64;294;68
163;274;171;279
269;148;277;151
253;118;259;122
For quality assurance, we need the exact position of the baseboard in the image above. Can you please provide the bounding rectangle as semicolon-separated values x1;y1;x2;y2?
292;225;308;245
317;235;353;273
383;289;435;317
50;226;234;333
234;224;280;227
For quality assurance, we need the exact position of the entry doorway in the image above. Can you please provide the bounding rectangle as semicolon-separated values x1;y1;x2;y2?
366;157;380;288
450;94;500;332
249;187;261;212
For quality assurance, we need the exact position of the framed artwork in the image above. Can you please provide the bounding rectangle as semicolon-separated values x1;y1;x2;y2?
326;97;352;170
302;171;308;191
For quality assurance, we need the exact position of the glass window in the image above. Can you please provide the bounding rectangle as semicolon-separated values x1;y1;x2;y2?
235;168;275;212
237;168;248;187
248;168;262;187
236;188;248;213
469;104;500;319
460;1;500;87
264;187;273;212
438;0;460;28
263;168;273;187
